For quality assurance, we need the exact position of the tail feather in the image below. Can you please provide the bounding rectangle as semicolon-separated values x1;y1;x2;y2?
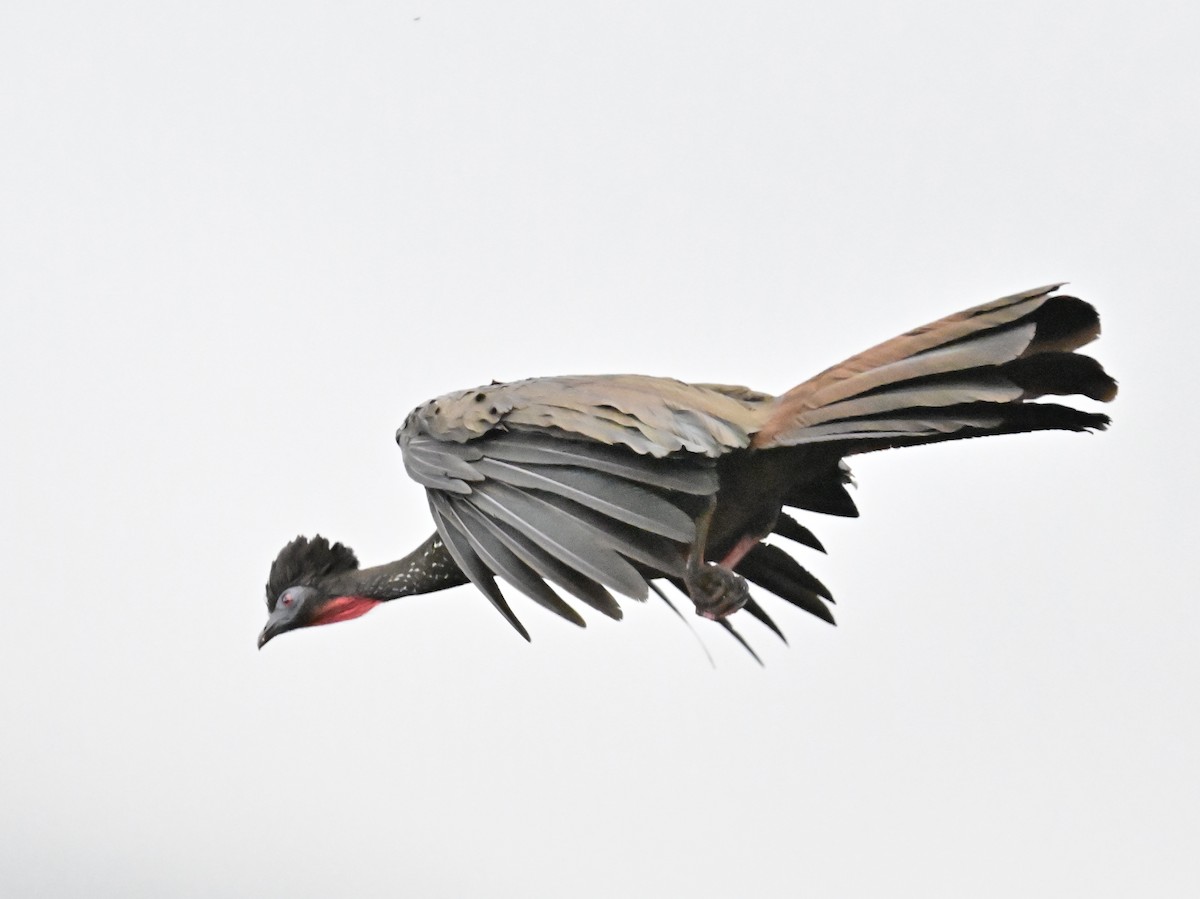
1001;352;1118;402
1016;294;1103;354
753;285;1116;454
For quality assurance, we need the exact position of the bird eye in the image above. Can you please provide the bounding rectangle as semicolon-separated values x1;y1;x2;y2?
281;592;295;607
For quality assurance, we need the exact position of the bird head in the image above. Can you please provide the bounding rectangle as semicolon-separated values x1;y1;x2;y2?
259;535;367;648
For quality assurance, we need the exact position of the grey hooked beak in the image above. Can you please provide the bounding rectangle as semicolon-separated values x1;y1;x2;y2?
258;620;281;649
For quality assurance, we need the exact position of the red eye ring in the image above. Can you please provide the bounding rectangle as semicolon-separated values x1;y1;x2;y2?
281;594;294;607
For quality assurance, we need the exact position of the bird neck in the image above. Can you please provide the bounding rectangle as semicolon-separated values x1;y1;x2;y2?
326;532;468;601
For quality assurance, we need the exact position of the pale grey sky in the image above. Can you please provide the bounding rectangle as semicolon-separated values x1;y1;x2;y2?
2;2;1196;896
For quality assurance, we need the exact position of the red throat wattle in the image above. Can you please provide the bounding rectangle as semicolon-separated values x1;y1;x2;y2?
311;595;382;627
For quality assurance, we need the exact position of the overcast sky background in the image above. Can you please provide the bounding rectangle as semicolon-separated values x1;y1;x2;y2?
2;2;1197;896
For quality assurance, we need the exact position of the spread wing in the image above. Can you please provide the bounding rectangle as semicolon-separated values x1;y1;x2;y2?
396;375;766;637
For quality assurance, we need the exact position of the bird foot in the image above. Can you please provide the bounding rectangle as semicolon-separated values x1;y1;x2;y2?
686;563;750;620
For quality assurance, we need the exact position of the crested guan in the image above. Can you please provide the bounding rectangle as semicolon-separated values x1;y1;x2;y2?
259;284;1117;658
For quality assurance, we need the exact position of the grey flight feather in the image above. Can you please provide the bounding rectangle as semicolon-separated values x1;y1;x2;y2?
427;495;531;640
440;496;587;628
470;508;625;620
469;482;651;599
397;424;708;632
475;432;718;495
471;457;696;542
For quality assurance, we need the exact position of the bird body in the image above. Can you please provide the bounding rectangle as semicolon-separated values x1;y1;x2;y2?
260;284;1116;654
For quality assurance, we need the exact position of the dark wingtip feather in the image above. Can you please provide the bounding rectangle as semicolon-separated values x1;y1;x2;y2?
482;582;532;641
718;618;764;666
743;597;788;645
430;498;532;641
772;512;827;553
650;581;716;667
447;497;588;628
739;544;837;625
471;571;532;641
783;477;860;518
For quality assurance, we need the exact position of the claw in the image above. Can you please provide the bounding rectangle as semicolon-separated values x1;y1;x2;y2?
687;563;750;620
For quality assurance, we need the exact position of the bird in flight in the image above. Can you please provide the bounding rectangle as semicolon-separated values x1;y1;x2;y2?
260;284;1116;657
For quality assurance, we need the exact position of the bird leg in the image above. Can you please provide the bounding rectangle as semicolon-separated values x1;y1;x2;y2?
684;501;751;620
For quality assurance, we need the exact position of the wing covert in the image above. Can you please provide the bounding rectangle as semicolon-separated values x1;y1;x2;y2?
399;374;767;459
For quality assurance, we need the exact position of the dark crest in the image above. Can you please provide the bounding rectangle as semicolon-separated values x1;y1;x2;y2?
266;535;359;610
